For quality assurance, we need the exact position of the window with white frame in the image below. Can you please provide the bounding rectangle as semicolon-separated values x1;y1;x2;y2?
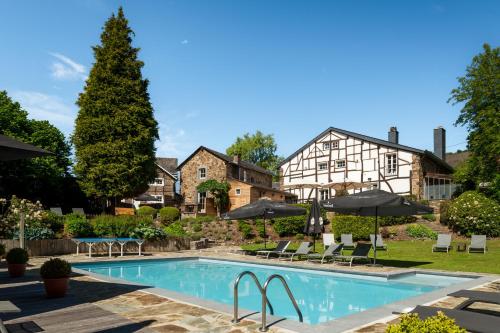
319;189;329;201
318;162;328;171
197;191;207;211
235;188;241;195
198;167;206;179
149;178;164;186
323;142;331;150
331;140;339;149
336;160;346;168
386;154;397;175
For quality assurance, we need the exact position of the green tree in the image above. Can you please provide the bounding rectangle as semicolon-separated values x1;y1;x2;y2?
226;131;283;178
449;44;500;199
196;179;230;217
0;91;71;205
73;7;158;209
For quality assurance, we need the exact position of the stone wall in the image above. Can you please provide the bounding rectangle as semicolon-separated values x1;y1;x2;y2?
411;155;424;199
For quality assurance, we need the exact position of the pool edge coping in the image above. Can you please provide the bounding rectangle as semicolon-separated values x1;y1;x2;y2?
71;256;499;333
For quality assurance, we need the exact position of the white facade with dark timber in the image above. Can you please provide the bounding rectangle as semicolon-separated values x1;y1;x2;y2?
279;127;455;202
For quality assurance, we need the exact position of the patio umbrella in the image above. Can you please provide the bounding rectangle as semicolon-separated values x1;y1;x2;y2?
134;193;161;202
0;134;53;161
223;198;306;249
321;189;433;265
304;198;323;252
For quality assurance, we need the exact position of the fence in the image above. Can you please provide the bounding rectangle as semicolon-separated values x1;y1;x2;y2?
0;238;191;257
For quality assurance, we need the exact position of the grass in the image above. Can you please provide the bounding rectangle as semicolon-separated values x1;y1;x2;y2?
241;239;500;274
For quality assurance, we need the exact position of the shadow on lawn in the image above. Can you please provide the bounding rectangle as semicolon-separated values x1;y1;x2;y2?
372;258;433;268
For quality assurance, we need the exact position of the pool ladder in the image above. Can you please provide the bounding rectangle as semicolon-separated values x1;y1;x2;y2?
232;271;303;332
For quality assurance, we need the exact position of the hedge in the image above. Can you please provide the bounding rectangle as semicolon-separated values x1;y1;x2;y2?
331;215;376;240
272;203;326;236
238;220;253;239
159;207;180;224
137;206;157;217
446;191;500;237
386;312;466;333
406;224;437;239
91;215;152;237
64;213;93;237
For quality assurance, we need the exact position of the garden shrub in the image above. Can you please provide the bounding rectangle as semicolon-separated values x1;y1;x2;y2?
295;233;304;240
180;215;215;224
164;222;187;237
159;207;180;224
380;215;417;226
41;211;64;234
0;196;45;238
446;191;500;237
331;215;375;240
255;219;266;238
136;206;157;217
40;258;71;279
272;203;326;236
386;312;466;333
238;220;253;239
64;213;93;237
406;224;437;239
439;201;451;225
130;225;167;240
192;222;202;233
15;226;55;240
421;214;435;222
92;215;142;237
6;248;29;264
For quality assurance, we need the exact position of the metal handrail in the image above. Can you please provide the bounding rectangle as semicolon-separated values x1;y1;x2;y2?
232;271;274;323
259;274;303;332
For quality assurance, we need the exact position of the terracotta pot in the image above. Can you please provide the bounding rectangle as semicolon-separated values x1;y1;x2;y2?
43;277;69;298
7;263;26;277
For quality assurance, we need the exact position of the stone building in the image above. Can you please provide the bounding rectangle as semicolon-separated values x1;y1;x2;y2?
279;127;455;202
177;146;296;216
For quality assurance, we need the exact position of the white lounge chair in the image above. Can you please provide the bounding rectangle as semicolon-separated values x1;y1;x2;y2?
278;242;311;261
432;234;452;253
370;234;387;250
341;234;355;250
468;235;487;253
50;207;63;216
256;240;290;259
322;233;335;249
72;207;85;215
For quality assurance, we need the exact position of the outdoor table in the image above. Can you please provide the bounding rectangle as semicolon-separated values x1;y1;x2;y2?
115;238;145;256
72;238;144;257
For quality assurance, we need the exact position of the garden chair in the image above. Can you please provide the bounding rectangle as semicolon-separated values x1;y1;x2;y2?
432;234;452;253
468;235;487;253
278;242;311;261
341;234;355;250
370;234;387;250
256;240;290;259
72;207;85;215
49;207;63;216
322;233;335;249
307;243;343;264
448;290;500;310
334;243;372;267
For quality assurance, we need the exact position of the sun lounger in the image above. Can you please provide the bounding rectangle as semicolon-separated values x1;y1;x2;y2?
432;234;452;253
448;290;500;310
341;234;355;250
468;235;487;253
307;243;343;264
278;242;311;261
256;240;290;259
0;301;21;333
322;233;335;249
49;207;63;216
370;234;387;250
334;243;372;267
72;207;85;215
410;305;500;333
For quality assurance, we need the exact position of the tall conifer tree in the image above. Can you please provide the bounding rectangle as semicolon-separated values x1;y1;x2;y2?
73;7;158;206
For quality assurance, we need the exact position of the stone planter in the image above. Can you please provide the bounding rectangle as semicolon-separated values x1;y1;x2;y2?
43;277;69;298
7;263;26;277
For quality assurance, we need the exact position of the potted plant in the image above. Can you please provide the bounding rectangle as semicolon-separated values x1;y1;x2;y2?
40;258;71;298
6;248;29;277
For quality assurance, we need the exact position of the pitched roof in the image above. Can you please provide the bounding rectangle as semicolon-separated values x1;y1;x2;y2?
445;151;470;168
279;127;453;172
156;157;178;179
177;146;273;176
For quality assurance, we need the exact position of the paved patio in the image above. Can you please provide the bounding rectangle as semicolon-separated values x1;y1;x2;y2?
1;246;499;333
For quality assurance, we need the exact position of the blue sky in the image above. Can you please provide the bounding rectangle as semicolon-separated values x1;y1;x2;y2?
1;0;498;162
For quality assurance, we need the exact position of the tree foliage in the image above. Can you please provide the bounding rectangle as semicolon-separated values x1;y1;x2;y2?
73;7;158;204
0;91;72;205
226;131;283;178
449;44;500;199
196;179;230;216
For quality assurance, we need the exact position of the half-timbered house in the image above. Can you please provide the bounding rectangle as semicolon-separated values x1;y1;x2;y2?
279;127;455;202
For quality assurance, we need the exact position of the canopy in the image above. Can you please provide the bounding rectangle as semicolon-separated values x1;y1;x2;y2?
0;134;53;161
304;198;323;251
134;193;161;202
321;189;433;265
223;198;306;248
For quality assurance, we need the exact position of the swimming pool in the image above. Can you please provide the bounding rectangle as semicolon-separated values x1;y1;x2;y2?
74;258;473;325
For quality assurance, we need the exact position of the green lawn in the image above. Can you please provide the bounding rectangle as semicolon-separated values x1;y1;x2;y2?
241;239;500;274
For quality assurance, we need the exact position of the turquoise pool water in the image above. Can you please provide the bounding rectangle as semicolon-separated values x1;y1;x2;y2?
74;258;472;324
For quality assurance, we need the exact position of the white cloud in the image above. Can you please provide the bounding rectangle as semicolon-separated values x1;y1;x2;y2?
156;125;189;157
49;52;87;81
181;39;189;45
12;91;76;135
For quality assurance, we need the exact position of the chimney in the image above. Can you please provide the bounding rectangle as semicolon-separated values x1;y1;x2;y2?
433;127;446;161
233;155;240;164
388;126;399;144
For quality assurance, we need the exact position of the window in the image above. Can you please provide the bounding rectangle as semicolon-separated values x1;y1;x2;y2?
319;189;329;201
336;160;346;168
331;141;339;149
323;141;339;150
197;191;207;211
235;188;241;195
323;142;331;150
424;177;456;200
386;154;397;175
149;178;164;186
152;195;164;203
198;167;206;179
318;162;328;171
